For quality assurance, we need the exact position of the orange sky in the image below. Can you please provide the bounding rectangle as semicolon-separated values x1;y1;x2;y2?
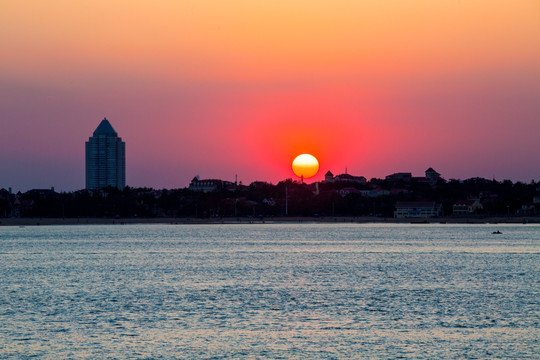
1;1;540;190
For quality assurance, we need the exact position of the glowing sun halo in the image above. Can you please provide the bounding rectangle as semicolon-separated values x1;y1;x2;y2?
292;154;319;179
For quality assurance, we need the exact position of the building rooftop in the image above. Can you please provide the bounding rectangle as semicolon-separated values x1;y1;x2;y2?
93;118;117;136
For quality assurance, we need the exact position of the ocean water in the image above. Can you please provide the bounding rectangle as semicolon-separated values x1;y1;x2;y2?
0;223;538;359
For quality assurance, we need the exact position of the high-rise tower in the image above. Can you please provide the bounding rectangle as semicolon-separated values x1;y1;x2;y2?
85;118;126;190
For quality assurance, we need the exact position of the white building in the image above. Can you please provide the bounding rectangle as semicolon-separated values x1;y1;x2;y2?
85;118;126;190
394;201;442;218
453;199;483;215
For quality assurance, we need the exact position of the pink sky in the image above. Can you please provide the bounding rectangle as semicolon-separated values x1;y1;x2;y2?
1;1;540;191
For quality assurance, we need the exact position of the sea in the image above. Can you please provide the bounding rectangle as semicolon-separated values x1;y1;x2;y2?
0;223;538;359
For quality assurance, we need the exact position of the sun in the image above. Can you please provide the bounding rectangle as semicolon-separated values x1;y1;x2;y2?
292;154;319;179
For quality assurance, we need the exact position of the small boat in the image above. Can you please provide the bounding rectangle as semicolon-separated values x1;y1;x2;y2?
492;230;502;234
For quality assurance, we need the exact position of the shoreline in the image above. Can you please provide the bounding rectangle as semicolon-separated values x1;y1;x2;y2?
1;216;539;226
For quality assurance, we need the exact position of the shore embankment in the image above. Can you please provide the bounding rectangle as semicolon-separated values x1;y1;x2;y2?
1;216;539;226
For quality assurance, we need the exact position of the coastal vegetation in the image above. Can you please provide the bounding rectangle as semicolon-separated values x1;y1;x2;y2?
1;177;539;219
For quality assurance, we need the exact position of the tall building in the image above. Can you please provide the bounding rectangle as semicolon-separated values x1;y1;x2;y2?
85;118;126;190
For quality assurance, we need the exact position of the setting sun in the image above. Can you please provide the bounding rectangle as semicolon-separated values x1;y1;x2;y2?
292;154;319;179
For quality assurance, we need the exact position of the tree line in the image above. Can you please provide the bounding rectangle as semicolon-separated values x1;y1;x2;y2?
1;177;538;218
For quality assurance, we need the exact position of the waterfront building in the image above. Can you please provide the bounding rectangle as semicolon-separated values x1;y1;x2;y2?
85;118;126;190
394;201;442;218
453;199;483;215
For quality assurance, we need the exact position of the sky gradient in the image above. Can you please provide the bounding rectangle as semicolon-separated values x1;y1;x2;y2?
2;1;540;191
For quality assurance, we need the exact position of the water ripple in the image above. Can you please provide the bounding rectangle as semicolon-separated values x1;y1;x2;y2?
0;224;538;359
